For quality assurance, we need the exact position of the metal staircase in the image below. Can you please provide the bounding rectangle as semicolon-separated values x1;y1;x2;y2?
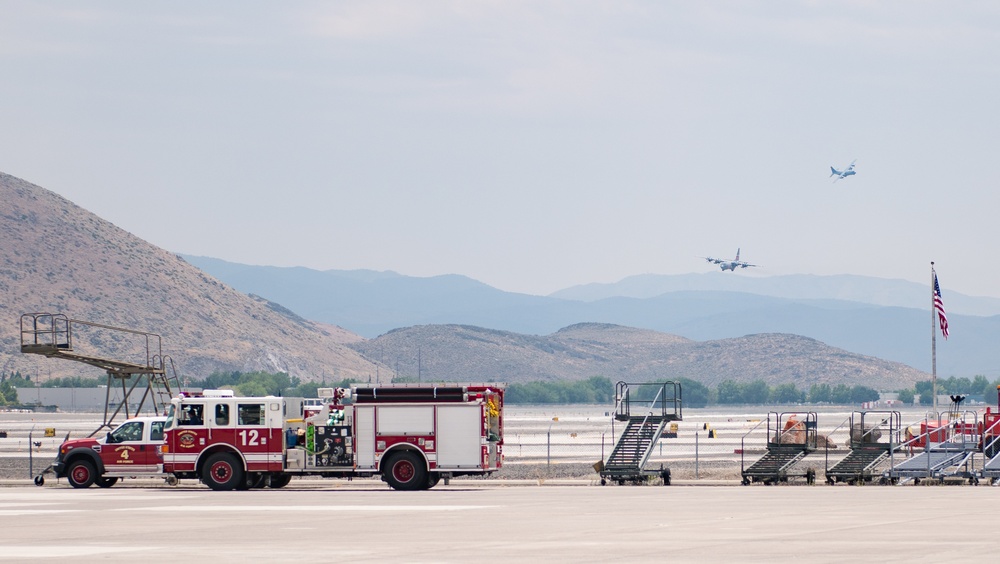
599;381;682;485
20;313;181;436
825;411;900;485
884;407;981;485
741;412;818;485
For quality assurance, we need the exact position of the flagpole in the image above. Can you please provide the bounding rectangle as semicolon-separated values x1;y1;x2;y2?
931;261;937;414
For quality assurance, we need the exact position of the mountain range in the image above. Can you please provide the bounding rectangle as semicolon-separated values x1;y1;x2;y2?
0;170;959;391
181;256;998;377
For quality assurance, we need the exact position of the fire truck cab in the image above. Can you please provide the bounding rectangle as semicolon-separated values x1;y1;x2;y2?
51;415;167;488
161;384;504;491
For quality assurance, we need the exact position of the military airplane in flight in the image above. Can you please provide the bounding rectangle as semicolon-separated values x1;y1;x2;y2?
703;248;759;271
830;160;857;182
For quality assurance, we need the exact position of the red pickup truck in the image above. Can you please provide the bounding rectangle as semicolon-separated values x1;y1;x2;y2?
37;416;167;488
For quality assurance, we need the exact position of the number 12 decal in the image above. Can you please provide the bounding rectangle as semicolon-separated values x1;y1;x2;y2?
239;429;260;446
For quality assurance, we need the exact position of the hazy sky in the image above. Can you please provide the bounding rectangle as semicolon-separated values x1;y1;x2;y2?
3;2;999;298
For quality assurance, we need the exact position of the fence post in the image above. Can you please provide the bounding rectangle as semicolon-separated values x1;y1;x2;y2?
547;428;551;470
695;432;699;480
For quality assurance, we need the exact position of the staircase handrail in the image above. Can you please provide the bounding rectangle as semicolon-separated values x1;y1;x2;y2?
824;414;853;474
740;417;768;473
857;411;902;448
629;385;665;462
770;412;818;450
980;414;1000;459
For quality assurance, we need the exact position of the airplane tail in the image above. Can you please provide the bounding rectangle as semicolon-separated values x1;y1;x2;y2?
735;248;740;261
830;166;838;177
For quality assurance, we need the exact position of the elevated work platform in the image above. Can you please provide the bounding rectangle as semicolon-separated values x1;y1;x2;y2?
20;313;180;435
741;412;818;485
825;411;900;485
599;381;682;485
885;409;981;485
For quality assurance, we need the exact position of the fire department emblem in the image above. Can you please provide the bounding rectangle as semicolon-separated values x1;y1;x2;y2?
179;430;197;449
115;445;136;463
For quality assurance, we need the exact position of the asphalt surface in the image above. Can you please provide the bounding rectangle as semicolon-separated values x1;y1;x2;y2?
1;481;997;562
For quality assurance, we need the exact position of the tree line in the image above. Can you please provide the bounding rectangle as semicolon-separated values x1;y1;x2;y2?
5;370;1000;408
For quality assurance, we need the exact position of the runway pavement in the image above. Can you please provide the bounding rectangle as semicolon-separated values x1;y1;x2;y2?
0;481;997;563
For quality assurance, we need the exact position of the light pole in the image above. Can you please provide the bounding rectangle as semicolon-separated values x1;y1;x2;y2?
547;417;559;471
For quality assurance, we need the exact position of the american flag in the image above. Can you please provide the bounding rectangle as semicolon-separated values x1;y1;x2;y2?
933;271;949;339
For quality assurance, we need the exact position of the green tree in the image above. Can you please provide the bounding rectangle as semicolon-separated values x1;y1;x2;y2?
772;383;804;404
914;380;933;405
849;385;880;404
677;378;709;408
0;381;18;405
830;384;852;404
743;380;770;404
808;383;832;403
897;389;915;405
716;380;743;404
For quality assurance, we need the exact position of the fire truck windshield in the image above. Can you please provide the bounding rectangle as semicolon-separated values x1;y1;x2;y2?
164;404;176;430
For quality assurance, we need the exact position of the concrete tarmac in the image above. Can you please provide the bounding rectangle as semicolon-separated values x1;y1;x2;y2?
0;481;996;563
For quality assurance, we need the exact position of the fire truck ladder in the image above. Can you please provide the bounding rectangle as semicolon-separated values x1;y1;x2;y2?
599;381;682;485
741;412;819;485
884;410;981;485
20;313;180;436
825;411;900;485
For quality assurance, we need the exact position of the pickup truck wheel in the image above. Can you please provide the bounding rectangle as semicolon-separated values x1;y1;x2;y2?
96;477;119;488
383;451;427;491
202;453;244;491
268;473;292;489
67;460;97;488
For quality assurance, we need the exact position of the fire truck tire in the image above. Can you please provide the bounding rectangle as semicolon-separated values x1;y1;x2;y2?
202;453;245;491
268;473;292;489
427;473;441;489
66;460;97;489
96;477;119;488
383;451;428;491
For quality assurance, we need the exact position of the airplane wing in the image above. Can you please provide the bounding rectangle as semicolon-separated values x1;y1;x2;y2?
846;159;856;171
703;256;724;264
737;262;759;268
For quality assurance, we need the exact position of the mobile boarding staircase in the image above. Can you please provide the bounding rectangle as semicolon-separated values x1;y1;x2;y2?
978;415;1000;485
741;412;818;485
884;400;981;485
20;313;180;436
599;381;682;485
825;411;900;485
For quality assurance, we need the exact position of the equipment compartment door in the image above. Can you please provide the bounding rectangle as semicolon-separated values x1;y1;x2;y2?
436;404;482;469
355;406;376;470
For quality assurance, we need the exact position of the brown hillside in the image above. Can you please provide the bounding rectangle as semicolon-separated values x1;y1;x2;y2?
0;172;385;383
350;322;925;390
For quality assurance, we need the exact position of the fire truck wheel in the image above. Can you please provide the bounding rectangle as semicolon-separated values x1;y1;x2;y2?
96;477;119;488
202;453;244;491
427;473;441;489
384;451;428;491
268;473;292;489
66;460;97;489
247;473;267;489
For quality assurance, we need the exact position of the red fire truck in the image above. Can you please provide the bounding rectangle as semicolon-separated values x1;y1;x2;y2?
161;384;504;491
